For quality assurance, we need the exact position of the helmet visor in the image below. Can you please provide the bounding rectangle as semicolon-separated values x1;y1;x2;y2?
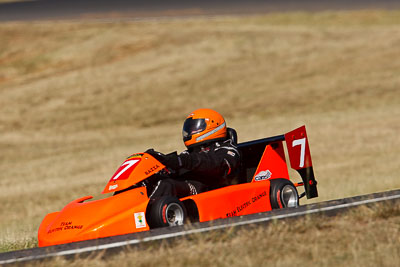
182;118;207;142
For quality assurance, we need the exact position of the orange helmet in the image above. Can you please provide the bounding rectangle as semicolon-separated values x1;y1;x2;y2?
182;108;227;148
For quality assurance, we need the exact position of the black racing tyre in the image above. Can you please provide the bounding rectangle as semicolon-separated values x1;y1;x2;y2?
270;179;299;209
147;196;187;228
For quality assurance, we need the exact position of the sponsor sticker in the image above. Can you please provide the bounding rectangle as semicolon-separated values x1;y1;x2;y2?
145;164;160;175
47;221;84;234
225;190;267;218
109;184;118;190
254;170;272;181
134;212;147;229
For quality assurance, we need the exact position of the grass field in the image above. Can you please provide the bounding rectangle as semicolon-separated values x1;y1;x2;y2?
1;9;400;265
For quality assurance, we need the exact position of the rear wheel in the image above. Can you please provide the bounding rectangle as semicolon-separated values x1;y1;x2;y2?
270;179;299;209
147;196;187;228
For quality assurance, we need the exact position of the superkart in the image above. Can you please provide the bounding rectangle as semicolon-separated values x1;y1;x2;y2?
38;125;318;247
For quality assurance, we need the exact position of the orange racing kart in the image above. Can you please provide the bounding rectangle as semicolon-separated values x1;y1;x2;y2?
38;125;318;247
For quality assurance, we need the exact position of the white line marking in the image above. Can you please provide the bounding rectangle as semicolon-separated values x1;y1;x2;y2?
2;192;400;264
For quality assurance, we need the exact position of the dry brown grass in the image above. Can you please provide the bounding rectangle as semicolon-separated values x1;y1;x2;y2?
0;9;400;261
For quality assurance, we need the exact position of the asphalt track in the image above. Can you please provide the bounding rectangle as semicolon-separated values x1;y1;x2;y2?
1;0;400;21
1;189;400;265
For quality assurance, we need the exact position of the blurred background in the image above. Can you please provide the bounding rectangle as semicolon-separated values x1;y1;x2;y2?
0;0;399;255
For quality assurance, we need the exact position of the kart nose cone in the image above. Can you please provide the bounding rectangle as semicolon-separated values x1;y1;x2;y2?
38;188;150;246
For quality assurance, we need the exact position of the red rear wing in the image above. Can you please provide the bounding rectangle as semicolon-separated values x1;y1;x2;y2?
285;126;318;199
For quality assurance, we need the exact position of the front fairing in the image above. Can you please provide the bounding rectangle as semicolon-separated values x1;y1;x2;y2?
102;153;165;194
38;187;150;247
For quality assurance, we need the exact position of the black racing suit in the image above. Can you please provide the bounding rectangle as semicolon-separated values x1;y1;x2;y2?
147;139;240;199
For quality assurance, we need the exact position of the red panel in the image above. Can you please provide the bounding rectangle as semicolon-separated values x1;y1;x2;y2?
284;125;313;170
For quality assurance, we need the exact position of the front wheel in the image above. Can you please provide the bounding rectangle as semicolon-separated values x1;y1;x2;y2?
270;179;299;209
147;196;187;228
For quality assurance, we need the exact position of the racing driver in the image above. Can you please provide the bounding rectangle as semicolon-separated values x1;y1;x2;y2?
146;108;240;200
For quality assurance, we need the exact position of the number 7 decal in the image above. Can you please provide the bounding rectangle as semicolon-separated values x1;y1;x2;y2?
285;126;313;170
292;138;306;168
111;159;140;181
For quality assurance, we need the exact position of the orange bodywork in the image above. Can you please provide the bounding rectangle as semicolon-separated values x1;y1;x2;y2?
37;148;287;247
181;181;272;221
102;153;165;194
38;187;150;247
252;141;289;182
38;126;317;247
180;143;290;221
